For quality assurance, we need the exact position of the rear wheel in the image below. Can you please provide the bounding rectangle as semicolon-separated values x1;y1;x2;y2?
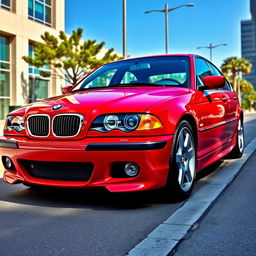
228;118;244;158
166;120;196;200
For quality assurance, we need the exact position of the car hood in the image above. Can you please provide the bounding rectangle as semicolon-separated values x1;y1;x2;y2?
15;87;190;117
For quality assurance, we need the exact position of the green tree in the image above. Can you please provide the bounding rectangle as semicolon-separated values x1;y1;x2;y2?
221;57;252;92
23;28;121;86
241;90;256;110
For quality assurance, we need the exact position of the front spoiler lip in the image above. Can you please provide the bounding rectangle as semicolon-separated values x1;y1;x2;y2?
0;139;167;151
86;141;167;151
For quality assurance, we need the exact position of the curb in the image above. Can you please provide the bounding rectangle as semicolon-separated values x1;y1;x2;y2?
127;137;256;256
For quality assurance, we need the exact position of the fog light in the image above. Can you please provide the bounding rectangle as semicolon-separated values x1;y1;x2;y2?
4;157;12;169
124;162;139;177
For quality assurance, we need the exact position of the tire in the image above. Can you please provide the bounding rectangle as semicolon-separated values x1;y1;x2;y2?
228;118;244;159
165;120;196;200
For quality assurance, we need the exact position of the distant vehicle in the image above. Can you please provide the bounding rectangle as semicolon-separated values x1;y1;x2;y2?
0;55;244;199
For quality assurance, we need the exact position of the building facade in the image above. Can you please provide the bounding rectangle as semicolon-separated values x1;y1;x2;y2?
0;0;65;120
241;0;256;88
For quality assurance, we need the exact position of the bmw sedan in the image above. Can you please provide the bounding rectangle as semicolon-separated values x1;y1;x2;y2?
0;55;244;199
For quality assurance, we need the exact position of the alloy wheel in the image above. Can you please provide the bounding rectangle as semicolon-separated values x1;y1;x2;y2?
238;119;244;153
175;127;196;192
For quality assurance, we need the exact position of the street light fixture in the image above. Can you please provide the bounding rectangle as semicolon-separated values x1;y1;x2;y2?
144;3;195;54
197;43;227;62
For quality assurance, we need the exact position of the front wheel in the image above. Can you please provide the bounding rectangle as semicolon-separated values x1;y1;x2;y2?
165;120;196;200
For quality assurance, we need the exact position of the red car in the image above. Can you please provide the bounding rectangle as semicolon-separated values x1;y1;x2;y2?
0;55;244;199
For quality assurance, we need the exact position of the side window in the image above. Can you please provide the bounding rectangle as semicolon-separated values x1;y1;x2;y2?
208;62;232;91
208;62;222;76
195;58;212;88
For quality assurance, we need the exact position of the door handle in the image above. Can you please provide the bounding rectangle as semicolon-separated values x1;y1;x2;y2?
233;96;237;101
222;96;228;102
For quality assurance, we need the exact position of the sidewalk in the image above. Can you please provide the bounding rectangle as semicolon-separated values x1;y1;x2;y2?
175;150;256;256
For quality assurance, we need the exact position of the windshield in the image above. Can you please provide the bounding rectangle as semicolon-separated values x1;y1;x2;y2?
72;56;190;91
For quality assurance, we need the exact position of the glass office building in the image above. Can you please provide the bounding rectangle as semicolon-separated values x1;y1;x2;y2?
28;0;52;26
28;43;50;103
0;36;10;120
241;0;256;88
0;0;65;120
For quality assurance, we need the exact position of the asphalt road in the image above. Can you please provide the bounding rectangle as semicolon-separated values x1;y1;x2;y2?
0;113;256;256
174;143;256;256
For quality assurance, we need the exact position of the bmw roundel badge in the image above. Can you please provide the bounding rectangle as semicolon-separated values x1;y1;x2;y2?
52;104;63;110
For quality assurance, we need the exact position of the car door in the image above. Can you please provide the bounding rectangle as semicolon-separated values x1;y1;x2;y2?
191;57;228;165
206;61;237;141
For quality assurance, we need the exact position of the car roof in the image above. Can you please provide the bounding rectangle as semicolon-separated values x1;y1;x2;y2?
112;54;199;64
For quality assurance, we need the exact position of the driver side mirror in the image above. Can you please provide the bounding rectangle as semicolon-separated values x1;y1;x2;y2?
202;76;225;90
61;85;73;94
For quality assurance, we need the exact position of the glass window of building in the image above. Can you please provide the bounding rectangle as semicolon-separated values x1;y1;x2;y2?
28;0;52;26
0;35;10;120
29;78;49;102
0;0;11;11
28;43;50;103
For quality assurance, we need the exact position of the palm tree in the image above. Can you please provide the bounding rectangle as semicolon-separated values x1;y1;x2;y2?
239;78;254;93
221;57;252;92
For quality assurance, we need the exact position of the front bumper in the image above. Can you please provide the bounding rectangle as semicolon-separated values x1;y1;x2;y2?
0;135;173;192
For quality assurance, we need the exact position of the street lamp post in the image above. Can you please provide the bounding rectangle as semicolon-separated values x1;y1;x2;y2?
145;3;195;54
165;3;169;54
197;43;227;62
123;0;127;59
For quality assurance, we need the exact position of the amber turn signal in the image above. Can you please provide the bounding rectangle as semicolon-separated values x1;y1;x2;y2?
136;114;163;130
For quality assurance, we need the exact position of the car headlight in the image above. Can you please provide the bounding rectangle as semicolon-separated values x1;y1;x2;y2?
4;116;25;132
103;115;121;131
90;114;162;132
124;114;140;130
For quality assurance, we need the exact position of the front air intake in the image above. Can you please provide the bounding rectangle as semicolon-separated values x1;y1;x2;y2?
20;160;93;181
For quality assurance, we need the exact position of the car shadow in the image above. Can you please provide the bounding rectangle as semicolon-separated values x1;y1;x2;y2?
0;179;183;210
196;160;224;181
0;161;226;210
0;159;229;210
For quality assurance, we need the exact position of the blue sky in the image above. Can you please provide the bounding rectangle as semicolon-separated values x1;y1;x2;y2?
65;0;251;68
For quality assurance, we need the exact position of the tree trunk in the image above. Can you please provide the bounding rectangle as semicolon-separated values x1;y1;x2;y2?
232;72;237;92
